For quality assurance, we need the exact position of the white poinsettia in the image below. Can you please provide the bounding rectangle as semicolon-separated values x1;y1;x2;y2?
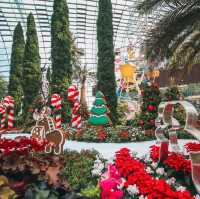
146;167;153;174
195;194;200;199
127;184;139;196
139;195;148;199
151;162;158;169
176;186;186;192
166;177;176;185
156;167;165;175
91;157;104;176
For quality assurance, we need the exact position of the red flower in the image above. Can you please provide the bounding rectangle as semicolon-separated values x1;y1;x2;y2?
119;131;129;138
147;105;155;111
97;131;107;141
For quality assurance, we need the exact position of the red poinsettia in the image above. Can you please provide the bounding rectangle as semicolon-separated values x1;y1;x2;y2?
114;148;194;199
97;131;107;141
119;131;129;138
0;136;49;157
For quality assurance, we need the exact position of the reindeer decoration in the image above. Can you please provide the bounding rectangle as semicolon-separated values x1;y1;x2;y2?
31;106;65;155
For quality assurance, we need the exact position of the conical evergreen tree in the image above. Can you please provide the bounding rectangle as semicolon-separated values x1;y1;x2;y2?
8;22;25;115
88;91;111;126
97;0;118;124
51;0;72;122
23;13;41;113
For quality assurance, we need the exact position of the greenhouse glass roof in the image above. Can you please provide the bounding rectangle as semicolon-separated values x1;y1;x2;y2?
0;0;165;80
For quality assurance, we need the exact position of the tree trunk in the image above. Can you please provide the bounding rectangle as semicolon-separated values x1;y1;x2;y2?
80;76;89;119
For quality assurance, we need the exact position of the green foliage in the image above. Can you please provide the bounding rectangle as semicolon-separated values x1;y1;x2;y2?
69;126;154;143
8;22;25;115
134;83;161;130
164;86;180;101
23;13;41;115
163;87;186;126
0;76;7;100
81;185;100;198
88;91;111;126
97;0;118;124
61;150;99;191
51;0;72;123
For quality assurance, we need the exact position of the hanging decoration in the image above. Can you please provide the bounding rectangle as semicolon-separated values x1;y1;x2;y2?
51;94;62;129
67;83;82;129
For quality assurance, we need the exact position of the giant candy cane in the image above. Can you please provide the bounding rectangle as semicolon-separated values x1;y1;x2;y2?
0;96;15;129
51;94;62;129
67;83;82;129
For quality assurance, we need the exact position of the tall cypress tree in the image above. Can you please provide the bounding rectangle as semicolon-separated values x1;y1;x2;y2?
23;13;41;113
97;0;118;124
51;0;72;122
8;22;25;115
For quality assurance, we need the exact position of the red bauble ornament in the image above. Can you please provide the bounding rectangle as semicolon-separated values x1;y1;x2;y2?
149;119;155;125
147;105;155;111
139;120;144;126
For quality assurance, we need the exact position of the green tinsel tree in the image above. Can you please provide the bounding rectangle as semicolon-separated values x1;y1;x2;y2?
23;13;41;113
51;0;72;123
8;22;25;115
97;0;118;124
88;91;111;126
137;82;161;130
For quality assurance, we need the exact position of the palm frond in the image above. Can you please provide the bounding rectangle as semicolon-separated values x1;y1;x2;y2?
136;0;196;14
144;7;200;60
171;32;200;68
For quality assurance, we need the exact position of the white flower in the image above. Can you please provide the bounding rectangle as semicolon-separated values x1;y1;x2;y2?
166;177;176;185
156;167;165;176
146;167;153;174
117;178;126;189
176;186;186;192
131;151;138;157
127;184;139;196
139;195;147;199
151;162;158;169
91;168;102;176
195;194;200;199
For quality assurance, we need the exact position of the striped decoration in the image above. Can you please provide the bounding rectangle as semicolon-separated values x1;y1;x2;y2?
51;94;62;129
67;83;82;129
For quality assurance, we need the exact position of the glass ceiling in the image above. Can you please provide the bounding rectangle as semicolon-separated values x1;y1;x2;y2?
0;0;166;81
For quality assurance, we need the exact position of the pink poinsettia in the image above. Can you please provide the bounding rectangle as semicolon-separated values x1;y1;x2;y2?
100;163;124;199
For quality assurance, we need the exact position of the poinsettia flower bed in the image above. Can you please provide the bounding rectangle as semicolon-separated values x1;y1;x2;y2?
94;146;200;199
0;137;105;198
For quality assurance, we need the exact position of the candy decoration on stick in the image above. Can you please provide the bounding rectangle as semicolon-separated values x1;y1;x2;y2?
0;103;6;129
3;96;15;129
51;94;62;129
67;83;79;101
71;101;82;128
67;83;82;129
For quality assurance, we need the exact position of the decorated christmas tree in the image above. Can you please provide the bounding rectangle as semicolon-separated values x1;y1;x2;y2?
137;82;161;130
88;91;111;126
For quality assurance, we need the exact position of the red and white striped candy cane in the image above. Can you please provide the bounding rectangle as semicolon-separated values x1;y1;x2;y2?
0;103;6;129
67;83;79;102
71;101;81;129
51;94;62;129
67;83;82;129
3;96;15;129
